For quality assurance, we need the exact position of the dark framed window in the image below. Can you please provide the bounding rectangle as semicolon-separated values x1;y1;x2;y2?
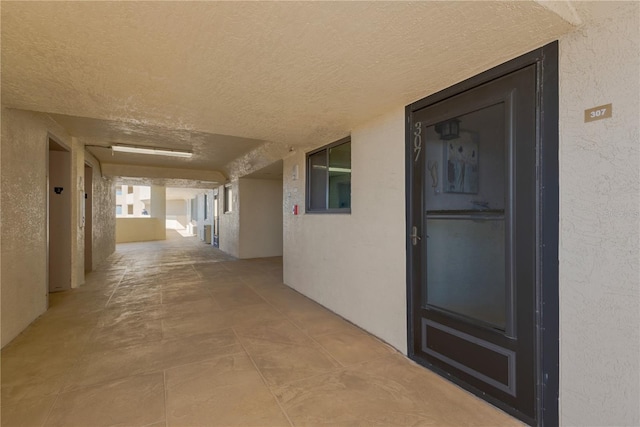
224;184;233;213
306;137;351;213
204;194;208;219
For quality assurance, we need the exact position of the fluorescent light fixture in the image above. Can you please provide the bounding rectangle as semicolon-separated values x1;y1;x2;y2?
112;145;193;158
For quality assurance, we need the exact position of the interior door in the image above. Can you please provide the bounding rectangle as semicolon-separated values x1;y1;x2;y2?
407;60;549;425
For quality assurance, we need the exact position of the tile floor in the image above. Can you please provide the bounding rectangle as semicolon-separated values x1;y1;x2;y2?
1;231;522;426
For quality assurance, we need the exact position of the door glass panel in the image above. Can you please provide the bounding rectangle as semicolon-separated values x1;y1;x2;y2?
426;218;506;328
424;103;507;329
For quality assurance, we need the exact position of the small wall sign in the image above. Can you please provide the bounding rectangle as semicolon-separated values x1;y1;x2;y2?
584;103;612;123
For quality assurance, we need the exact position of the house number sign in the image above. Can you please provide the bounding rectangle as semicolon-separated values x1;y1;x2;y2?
413;121;422;162
584;103;612;123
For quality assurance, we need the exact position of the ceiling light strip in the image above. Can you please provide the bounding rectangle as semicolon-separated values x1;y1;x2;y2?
112;145;193;158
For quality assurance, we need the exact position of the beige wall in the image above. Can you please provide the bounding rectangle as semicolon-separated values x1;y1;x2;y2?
558;3;639;425
115;218;166;243
85;152;116;271
150;185;167;241
116;185;166;243
166;199;188;229
0;108;118;348
282;4;639;425
70;138;85;288
219;182;240;258
283;108;407;351
239;178;283;259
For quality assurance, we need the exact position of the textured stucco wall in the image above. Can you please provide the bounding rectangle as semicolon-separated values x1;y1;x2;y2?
85;152;115;271
281;4;639;424
1;108;71;347
71;138;85;288
283;108;407;351
558;3;640;426
0;109;116;347
219;182;240;258
238;178;283;259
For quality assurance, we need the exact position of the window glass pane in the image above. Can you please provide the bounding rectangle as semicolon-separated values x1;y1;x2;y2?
116;205;122;215
328;142;351;209
308;150;327;210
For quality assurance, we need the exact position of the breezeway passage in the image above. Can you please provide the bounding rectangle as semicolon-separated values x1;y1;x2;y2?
1;231;520;426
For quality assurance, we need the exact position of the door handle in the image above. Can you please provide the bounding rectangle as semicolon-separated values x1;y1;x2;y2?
411;226;421;246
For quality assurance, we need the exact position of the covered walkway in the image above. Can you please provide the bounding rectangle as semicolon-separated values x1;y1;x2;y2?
1;231;519;426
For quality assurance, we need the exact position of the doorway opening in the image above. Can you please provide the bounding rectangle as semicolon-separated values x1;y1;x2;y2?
48;137;72;293
405;42;559;426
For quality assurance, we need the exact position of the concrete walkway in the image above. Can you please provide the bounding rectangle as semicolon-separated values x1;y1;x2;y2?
1;231;520;426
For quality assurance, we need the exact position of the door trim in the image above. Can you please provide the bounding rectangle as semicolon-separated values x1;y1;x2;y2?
405;42;558;426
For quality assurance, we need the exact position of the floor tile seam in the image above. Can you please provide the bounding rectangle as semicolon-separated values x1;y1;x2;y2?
160;320;243;341
59;368;169;395
82;312;113;352
190;263;203;280
160;345;247;376
160;279;206;292
81;335;166;356
234;333;315;349
30;343;98;406
162;369;168;427
106;301;164;311
266;362;354;395
267;296;400;364
104;266;129;307
40;384;62;427
310;326;401;354
230;327;296;427
125;260;231;270
338;352;403;372
268;354;404;399
234;295;408;383
201;282;218;300
254;289;346;369
164;372;267;395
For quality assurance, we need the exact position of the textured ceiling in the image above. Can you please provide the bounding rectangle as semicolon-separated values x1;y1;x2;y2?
245;160;284;181
1;1;575;177
165;187;212;201
49;113;265;171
